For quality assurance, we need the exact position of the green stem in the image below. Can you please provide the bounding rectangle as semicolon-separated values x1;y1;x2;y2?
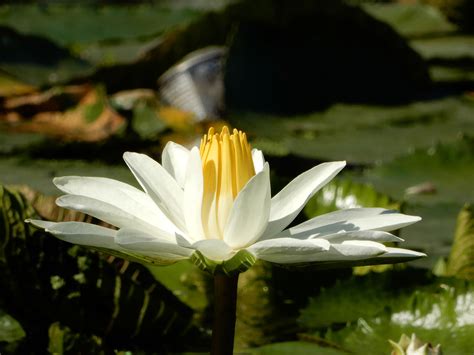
211;273;239;355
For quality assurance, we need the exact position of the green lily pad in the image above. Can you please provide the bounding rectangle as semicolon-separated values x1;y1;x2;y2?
0;311;26;343
0;157;137;195
236;96;474;164
362;3;457;38
249;341;346;355
349;136;474;266
131;100;168;140
148;261;211;311
300;271;474;355
0;4;203;47
304;178;401;219
446;204;474;279
410;36;474;61
0;131;47;155
429;65;474;82
357;136;474;205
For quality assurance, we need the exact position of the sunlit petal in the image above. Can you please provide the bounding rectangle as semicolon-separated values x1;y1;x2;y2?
192;239;235;261
27;219;117;249
54;176;177;233
183;147;205;241
162;141;190;188
123;152;186;232
314;230;403;243
252;148;265;173
115;228;192;259
274;208;421;240
264;161;346;238
224;163;271;249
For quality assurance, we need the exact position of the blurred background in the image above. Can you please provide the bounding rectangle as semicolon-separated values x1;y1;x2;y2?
0;0;473;353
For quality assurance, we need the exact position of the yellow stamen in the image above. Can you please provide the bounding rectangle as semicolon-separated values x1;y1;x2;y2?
200;126;255;238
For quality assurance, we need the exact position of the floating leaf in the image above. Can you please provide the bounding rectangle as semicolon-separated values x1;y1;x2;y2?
47;322;105;354
0;158;136;195
0;4;204;48
131;100;168;140
234;96;474;164
0;71;36;97
249;340;346;355
362;3;457;38
304;178;401;219
351;136;474;267
1;86;125;142
410;35;474;61
0;310;26;343
446;204;474;279
300;271;474;355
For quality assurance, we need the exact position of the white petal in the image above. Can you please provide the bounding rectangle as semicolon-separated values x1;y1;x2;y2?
27;219;117;249
252;240;386;264
252;148;265;173
161;141;190;188
264;161;346;238
378;247;427;259
123;152;186;232
183;147;205;241
335;240;388;257
316;230;403;243
275;208;421;240
54;176;177;234
55;194;175;239
248;237;330;258
115;228;192;259
224;163;271;249
192;239;235;261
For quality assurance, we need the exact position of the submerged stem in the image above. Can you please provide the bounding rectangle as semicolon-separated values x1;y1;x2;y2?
211;273;239;355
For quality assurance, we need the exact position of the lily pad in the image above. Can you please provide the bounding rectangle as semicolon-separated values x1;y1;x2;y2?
235;96;474;164
0;131;46;155
410;35;474;61
0;311;26;343
300;271;474;355
304;178;401;219
362;3;457;38
0;4;203;47
349;136;474;266
0;157;137;195
446;204;474;279
249;341;346;355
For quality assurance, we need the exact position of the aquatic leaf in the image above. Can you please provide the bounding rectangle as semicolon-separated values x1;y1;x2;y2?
299;271;474;355
362;3;457;38
0;310;26;343
351;136;474;267
0;158;136;195
304;178;401;219
249;340;346;355
131;100;168;140
47;322;105;354
0;26;93;86
410;36;474;61
233;96;474;164
0;86;125;142
0;185;208;351
0;4;204;47
0;72;35;97
446;204;474;279
1;85;90;115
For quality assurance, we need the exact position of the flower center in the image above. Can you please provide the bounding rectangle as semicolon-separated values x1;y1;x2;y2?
199;126;256;239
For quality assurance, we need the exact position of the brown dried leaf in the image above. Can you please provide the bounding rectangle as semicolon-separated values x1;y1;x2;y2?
1;87;125;142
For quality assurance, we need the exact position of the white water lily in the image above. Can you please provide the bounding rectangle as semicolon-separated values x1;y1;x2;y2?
28;127;425;274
